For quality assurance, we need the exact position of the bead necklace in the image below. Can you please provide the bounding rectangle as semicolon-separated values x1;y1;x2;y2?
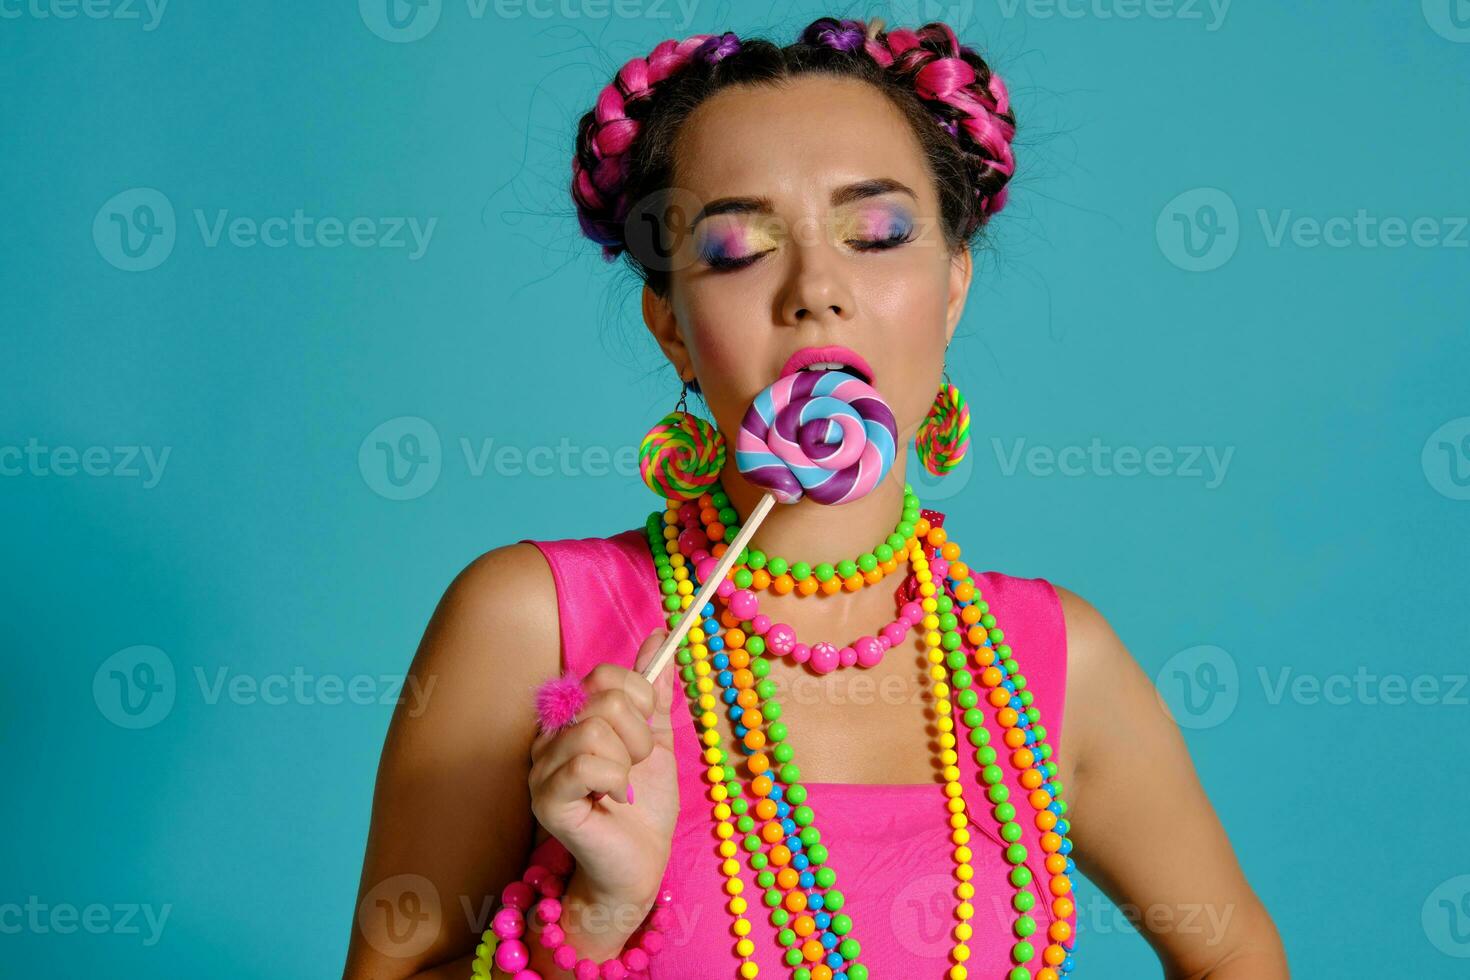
705;486;922;597
647;484;1078;979
685;492;923;675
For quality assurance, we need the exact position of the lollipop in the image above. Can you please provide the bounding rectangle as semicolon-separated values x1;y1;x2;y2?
735;369;898;505
536;368;899;735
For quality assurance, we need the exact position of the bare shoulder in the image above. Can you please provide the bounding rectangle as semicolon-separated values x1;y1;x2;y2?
1045;582;1151;793
417;541;561;679
393;541;563;748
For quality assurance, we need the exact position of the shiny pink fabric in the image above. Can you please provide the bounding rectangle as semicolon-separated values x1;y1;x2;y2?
521;522;1074;979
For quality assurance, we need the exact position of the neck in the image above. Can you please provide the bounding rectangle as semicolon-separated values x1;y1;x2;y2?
715;456;914;563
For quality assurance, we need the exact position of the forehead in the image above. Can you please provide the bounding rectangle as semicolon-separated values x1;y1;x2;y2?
673;75;934;208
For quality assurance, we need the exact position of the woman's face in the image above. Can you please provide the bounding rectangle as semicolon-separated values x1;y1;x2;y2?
644;74;974;449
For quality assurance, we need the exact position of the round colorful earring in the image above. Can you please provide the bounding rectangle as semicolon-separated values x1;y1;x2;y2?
638;378;726;499
915;372;971;476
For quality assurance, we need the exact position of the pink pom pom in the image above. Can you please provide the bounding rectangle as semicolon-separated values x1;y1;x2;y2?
535;674;588;732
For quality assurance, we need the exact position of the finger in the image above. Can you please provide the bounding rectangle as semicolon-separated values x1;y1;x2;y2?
583;659;657;719
528;715;632;790
541;752;632;808
577;688;655;765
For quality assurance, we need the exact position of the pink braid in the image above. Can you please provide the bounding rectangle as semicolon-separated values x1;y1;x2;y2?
572;34;730;261
865;21;1017;219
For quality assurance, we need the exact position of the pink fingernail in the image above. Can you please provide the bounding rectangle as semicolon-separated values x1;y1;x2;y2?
626;782;636;805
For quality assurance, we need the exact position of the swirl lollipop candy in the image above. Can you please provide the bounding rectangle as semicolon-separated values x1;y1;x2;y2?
734;368;898;504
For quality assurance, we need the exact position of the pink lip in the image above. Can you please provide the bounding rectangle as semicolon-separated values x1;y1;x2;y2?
778;346;876;385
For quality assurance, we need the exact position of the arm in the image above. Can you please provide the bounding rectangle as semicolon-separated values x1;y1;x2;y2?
341;543;644;980
1054;585;1290;980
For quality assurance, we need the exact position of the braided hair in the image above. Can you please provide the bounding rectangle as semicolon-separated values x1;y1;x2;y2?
570;17;1017;298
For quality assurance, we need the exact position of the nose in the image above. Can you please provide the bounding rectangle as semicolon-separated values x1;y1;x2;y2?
778;231;857;327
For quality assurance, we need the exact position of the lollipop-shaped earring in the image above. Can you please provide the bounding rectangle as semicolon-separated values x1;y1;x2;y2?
915;376;970;476
533;368;899;733
638;380;726;500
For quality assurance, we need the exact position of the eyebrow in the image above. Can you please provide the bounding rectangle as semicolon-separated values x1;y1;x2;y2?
687;178;917;232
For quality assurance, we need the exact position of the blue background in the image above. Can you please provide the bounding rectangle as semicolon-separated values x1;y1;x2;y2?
3;2;1467;977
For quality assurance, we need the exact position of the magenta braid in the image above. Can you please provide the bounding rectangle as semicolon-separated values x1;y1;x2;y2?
809;18;1017;223
571;32;741;262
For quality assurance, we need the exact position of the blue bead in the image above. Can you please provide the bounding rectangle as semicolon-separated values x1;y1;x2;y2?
825;951;844;969
1065;857;1075;873
733;724;748;738
709;636;725;651
1049;801;1064;814
1009;696;1024;709
834;974;847;980
786;835;804;852
799;871;815;888
807;891;825;910
1002;680;1016;692
712;653;729;669
717;670;733;686
702;603;715;616
1058;819;1070;834
822;934;839;952
815;912;830;929
721;688;738;704
1064;955;1075;971
770;785;784;800
781;818;797;835
792;854;809;871
775;802;790;818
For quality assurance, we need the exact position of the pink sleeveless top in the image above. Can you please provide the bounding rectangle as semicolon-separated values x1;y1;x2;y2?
521;520;1074;979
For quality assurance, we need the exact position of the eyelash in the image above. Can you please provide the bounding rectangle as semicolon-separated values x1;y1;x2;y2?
703;229;916;271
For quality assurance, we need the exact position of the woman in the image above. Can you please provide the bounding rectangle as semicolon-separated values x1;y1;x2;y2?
343;16;1288;980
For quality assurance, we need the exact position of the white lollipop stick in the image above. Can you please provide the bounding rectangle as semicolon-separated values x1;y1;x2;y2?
640;492;775;685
